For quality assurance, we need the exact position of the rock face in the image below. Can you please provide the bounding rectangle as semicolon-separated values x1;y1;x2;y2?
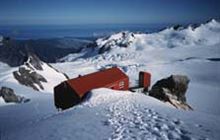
0;86;30;103
25;53;43;70
12;53;68;92
13;67;47;91
13;54;47;91
149;75;192;110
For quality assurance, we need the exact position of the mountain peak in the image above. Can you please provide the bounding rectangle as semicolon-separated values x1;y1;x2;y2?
96;31;135;54
25;53;43;71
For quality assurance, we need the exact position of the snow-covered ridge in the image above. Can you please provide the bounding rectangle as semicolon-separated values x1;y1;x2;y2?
97;19;220;51
0;54;67;95
96;31;135;53
60;19;220;63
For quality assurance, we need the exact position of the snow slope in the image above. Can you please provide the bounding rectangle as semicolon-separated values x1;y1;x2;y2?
0;59;67;107
1;88;220;140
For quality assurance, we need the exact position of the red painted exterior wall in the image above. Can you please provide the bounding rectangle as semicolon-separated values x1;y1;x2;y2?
139;71;151;88
105;78;129;90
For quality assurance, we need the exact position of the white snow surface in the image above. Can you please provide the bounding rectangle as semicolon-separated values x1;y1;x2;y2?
34;63;67;92
0;20;220;140
0;88;220;140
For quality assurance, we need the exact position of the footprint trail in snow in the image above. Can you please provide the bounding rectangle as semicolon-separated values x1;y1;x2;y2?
105;98;207;140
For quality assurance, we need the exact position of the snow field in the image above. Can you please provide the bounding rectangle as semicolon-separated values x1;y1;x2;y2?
83;89;212;140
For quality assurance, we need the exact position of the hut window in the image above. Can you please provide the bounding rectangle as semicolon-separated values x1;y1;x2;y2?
119;81;124;89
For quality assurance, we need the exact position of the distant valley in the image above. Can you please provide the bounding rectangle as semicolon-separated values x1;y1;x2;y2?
0;37;95;66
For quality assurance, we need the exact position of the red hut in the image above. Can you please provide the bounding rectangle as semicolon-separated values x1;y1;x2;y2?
54;67;129;110
139;71;151;92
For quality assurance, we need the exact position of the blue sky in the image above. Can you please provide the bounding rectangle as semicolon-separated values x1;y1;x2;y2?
0;0;219;25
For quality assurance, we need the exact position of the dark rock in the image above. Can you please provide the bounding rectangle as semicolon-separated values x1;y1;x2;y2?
13;66;47;91
0;86;30;103
99;45;111;54
0;38;92;67
173;24;184;30
12;53;69;91
12;54;48;91
31;72;47;82
0;87;19;103
149;75;192;110
26;53;43;70
190;24;200;30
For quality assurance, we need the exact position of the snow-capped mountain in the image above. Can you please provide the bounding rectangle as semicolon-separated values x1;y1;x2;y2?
96;31;135;53
0;19;220;140
98;19;220;50
60;19;220;63
0;53;67;97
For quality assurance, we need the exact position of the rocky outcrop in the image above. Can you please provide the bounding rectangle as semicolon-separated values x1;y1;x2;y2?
13;54;48;91
12;53;68;92
149;75;193;110
173;24;185;31
25;53;43;70
99;45;111;54
0;86;30;103
13;67;47;91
